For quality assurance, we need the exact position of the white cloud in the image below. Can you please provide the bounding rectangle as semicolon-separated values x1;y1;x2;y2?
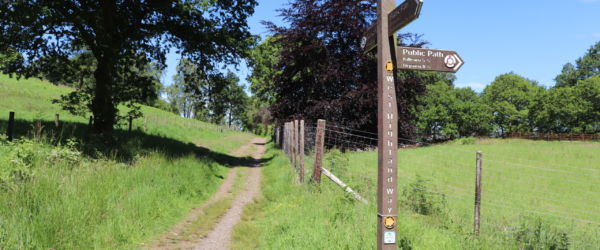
457;82;487;92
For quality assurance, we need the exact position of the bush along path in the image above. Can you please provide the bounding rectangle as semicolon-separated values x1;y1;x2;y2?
147;137;267;250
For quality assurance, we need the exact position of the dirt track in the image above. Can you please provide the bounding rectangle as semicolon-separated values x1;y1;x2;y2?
147;137;266;250
196;137;266;249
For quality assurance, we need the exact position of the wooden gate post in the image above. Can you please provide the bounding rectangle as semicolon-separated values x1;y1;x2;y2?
312;119;326;184
299;120;305;182
7;112;15;141
474;151;483;236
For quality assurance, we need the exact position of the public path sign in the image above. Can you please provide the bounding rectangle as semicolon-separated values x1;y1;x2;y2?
396;47;464;72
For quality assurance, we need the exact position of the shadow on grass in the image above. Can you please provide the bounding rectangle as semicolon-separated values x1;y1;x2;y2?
0;119;272;168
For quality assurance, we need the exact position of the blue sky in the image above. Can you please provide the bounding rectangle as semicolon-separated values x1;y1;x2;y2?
162;0;600;93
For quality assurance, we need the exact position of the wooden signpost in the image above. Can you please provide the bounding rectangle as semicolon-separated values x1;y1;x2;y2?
364;0;464;248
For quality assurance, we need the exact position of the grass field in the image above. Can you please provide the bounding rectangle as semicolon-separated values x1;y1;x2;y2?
237;139;600;249
0;74;256;248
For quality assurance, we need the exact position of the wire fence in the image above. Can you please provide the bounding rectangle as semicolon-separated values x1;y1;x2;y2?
276;119;600;248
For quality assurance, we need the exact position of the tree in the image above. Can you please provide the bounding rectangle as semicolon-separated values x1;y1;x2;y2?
529;87;587;133
0;1;257;133
577;75;600;132
247;36;281;106
264;0;429;138
167;59;199;118
530;75;600;133
555;41;600;87
453;87;493;137
222;76;249;128
482;73;542;135
413;80;491;140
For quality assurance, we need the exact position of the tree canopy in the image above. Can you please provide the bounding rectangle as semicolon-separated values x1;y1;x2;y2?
264;0;430;137
555;41;600;87
482;73;542;135
247;36;281;106
0;0;257;133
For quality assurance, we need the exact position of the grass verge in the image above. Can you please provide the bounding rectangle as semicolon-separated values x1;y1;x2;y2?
233;140;600;249
0;74;256;248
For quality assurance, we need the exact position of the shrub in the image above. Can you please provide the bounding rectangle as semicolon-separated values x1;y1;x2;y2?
449;137;476;145
514;217;570;250
0;139;38;189
401;176;446;215
324;148;349;177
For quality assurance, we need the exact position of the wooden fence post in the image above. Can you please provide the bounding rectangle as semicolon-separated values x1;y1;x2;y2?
7;111;15;141
275;126;280;147
128;116;133;132
312;119;326;184
299;120;305;183
293;120;298;169
54;114;60;128
474;151;483;236
284;123;288;154
88;116;93;131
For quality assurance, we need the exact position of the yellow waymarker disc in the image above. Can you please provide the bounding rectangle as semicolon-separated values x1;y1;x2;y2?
384;216;395;229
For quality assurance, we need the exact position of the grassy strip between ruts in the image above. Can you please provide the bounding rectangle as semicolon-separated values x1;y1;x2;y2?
233;140;600;249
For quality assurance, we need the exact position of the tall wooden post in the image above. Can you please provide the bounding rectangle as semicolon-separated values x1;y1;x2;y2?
299;120;305;182
377;0;399;248
312;119;326;184
474;151;483;236
7;112;15;141
54;114;60;128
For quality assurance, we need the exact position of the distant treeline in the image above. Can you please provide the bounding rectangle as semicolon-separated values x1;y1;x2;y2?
414;42;600;140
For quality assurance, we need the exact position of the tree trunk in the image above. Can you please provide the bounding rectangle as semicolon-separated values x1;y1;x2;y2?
91;55;117;134
91;1;118;134
228;103;232;128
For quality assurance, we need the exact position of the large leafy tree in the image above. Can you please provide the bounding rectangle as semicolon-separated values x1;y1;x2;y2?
264;0;428;137
414;80;491;140
0;1;256;133
555;41;600;87
482;73;542;135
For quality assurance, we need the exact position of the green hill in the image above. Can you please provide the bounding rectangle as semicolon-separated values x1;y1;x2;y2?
0;74;255;248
